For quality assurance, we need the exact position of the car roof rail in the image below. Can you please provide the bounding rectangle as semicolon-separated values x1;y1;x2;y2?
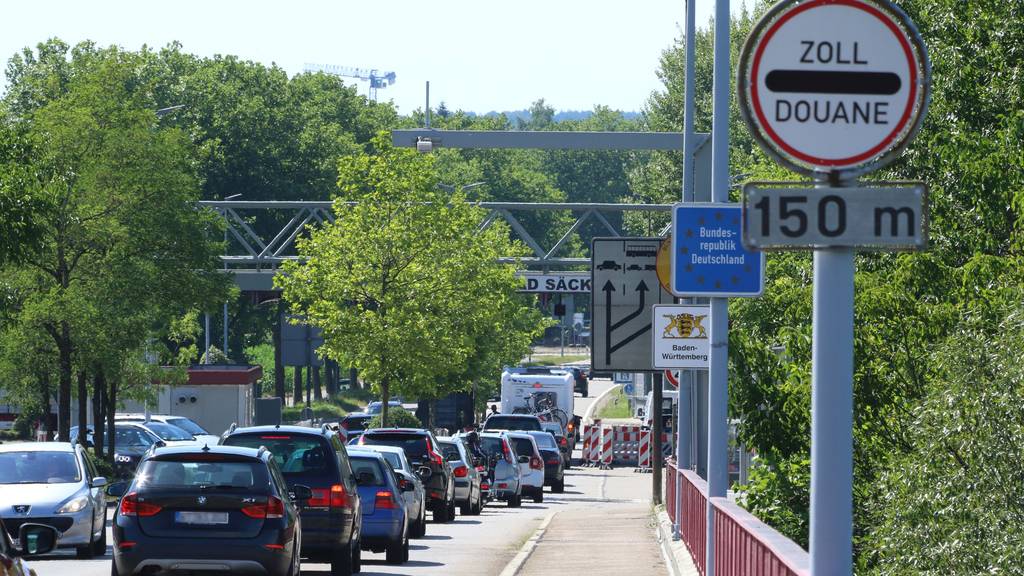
256;445;268;459
321;423;332;435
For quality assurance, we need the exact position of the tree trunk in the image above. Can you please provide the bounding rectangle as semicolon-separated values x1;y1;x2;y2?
57;321;72;443
313;365;323;401
76;370;88;446
92;368;106;458
381;377;390;428
325;361;337;397
273;301;285;400
39;371;51;440
349;367;359;391
106;377;117;463
293;366;303;405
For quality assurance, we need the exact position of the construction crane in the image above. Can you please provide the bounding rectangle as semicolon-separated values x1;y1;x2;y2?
303;63;396;101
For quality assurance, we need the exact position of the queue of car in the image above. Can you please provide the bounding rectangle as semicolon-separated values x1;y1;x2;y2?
0;409;574;576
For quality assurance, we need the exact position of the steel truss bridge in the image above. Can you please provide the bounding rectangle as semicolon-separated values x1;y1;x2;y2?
200;200;674;291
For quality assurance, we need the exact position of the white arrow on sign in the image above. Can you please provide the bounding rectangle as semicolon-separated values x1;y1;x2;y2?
739;0;929;176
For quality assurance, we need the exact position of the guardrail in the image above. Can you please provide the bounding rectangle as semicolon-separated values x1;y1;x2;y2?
666;460;808;576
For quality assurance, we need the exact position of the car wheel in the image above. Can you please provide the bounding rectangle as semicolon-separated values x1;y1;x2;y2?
433;501;450;522
508;493;521;508
553;478;565;493
411;512;427;538
111;560;121;576
385;531;407;564
447;496;457;521
92;521;108;556
331;540;354;576
76;527;96;560
534;489;544;503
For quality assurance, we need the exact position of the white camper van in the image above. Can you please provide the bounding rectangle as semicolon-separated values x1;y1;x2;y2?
500;369;574;429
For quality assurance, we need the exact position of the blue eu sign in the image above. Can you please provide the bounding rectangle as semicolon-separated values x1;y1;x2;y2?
671;204;764;297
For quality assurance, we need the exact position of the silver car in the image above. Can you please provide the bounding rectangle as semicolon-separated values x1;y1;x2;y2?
0;442;108;558
477;432;523;508
352;445;428;538
436;437;483;515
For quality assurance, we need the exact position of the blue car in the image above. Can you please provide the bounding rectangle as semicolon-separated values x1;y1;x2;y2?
348;450;410;564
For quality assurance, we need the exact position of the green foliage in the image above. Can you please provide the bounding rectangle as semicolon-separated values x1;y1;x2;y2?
367;409;423;430
866;304;1024;574
278;133;545;416
282;401;347;423
596;386;632;419
738;456;810;549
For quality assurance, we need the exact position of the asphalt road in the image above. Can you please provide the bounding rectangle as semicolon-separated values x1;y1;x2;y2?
30;378;641;576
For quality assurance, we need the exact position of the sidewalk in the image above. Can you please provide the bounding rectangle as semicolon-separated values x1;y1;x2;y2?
515;503;669;576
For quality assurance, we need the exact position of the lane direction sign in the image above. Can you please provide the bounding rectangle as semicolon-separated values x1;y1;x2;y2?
738;0;929;176
670;204;765;297
743;182;928;250
591;238;676;372
653;305;711;370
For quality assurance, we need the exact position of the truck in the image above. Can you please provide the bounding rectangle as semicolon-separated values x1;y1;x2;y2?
639;389;678;429
500;368;576;442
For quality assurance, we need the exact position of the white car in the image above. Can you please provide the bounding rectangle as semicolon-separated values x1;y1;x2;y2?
115;413;221;446
505;432;545;503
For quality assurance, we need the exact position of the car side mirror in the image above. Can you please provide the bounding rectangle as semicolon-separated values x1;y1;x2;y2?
15;524;58;556
518;455;530;464
399;478;415;492
290;484;313;502
416;466;432;481
91;476;108;488
105;481;128;498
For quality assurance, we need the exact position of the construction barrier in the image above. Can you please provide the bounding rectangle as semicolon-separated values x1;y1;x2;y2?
637;429;651;470
586;420;602;466
600;426;614;469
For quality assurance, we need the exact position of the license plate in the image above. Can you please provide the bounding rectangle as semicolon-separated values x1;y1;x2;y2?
175;511;229;525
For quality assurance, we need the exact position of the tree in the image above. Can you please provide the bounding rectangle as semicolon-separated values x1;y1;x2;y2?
278;134;543;426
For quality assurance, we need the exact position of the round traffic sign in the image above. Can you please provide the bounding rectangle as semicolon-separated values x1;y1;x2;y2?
738;0;929;177
664;370;679;388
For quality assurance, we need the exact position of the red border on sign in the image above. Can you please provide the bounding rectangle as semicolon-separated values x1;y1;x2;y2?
749;0;919;168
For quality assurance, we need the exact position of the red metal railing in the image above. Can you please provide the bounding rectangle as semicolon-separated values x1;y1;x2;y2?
666;466;807;576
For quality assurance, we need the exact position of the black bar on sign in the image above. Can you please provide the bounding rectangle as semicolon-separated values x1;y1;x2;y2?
765;70;901;95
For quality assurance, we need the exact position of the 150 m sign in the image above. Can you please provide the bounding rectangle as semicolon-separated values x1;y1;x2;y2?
742;182;927;250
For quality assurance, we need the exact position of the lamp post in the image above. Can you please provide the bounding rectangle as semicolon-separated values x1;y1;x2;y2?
221;194;242;363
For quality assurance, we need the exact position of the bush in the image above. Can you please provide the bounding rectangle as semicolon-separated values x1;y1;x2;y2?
282;402;347;423
367;409;422;429
86;449;115;480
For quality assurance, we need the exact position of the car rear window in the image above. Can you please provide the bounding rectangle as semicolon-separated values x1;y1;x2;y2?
0;451;81;484
437;441;461;462
223;433;336;483
359;433;428;461
342;416;372;432
137;456;269;491
511;437;537;458
479;437;506;457
165;417;209;436
349;456;386;486
484;416;542;431
530;433;558;450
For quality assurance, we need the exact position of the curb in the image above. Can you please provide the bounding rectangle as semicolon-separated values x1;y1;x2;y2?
498;511;558;576
654;508;701;576
583;384;620;424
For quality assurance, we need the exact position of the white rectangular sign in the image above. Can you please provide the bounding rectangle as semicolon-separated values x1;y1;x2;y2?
652;304;710;369
517;272;592;293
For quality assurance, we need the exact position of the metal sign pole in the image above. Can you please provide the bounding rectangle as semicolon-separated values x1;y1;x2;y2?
810;179;855;576
706;0;731;573
675;0;699;542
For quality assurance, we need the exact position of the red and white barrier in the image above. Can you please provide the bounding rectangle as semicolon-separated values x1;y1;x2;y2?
600;426;614;469
637;429;651;470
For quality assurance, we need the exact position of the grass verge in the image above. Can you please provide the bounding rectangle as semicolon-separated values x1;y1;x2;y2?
596;386;632;419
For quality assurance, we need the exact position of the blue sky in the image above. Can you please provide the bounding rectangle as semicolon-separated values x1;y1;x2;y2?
1;0;742;114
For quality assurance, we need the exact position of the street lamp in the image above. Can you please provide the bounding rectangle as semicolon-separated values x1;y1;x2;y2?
155;104;186;118
221;194;242;363
437;181;485;193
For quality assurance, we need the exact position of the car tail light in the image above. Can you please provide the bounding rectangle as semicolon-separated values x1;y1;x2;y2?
481;483;490;490
453;465;469;478
547;458;561;465
117;541;137;550
530;456;543;470
375;490;398;509
120;493;162;517
242;496;285;519
311;484;349;508
502;440;513;462
426;438;444;466
260;435;292;440
497;483;508;489
475;465;485;472
263;544;285;551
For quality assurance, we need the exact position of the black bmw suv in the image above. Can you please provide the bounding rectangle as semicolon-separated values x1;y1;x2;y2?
108;444;308;576
356;428;456;522
222;424;362;575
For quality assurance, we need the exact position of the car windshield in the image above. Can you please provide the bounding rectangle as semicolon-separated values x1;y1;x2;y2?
484;416;542;431
437;441;462;462
137;457;269;491
529;433;558;450
511;437;538;458
116;427;159;448
165;417;209;436
0;451;82;484
223;433;336;484
144;422;194;441
349;456;386;486
359;433;428;462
